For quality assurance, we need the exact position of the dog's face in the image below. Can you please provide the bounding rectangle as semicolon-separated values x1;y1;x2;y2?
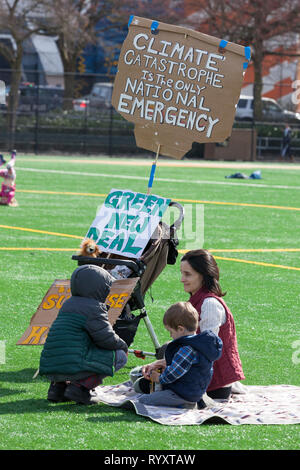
78;239;100;258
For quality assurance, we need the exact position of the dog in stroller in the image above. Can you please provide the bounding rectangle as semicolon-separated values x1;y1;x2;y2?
72;201;184;359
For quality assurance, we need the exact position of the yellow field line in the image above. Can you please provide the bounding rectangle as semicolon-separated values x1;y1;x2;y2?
0;224;82;240
1;246;299;254
178;249;300;271
16;189;300;211
1;225;299;271
0;247;77;251
207;248;300;253
213;256;300;271
172;197;300;211
17;189;107;197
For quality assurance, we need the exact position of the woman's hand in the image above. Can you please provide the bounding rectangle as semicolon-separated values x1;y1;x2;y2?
142;359;166;380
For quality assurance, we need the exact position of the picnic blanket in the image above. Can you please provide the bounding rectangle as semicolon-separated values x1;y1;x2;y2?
91;381;300;426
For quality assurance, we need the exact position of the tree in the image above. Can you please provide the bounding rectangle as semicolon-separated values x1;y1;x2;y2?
41;0;111;109
183;0;300;120
42;0;183;109
0;0;43;146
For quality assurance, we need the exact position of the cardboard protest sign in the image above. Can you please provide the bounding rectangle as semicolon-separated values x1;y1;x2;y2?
112;16;250;159
85;188;171;258
17;280;71;345
17;278;139;345
106;277;139;326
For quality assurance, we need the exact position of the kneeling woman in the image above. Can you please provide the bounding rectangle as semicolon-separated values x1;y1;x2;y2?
180;249;245;399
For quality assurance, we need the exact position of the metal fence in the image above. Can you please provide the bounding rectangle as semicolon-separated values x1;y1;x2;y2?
0;71;299;159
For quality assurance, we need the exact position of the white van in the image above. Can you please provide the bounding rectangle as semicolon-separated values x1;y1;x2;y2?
73;82;113;112
236;95;300;123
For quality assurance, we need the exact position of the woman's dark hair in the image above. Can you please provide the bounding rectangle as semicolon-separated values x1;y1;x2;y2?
181;249;226;297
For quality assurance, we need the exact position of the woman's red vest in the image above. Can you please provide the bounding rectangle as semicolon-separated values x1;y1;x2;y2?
189;287;245;391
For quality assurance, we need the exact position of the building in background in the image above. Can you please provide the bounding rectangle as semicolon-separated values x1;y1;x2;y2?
0;32;64;89
242;33;300;112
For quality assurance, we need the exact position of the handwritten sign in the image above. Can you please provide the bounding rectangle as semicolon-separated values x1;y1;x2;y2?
112;16;250;159
85;188;171;258
106;277;139;326
17;278;139;345
16;280;71;345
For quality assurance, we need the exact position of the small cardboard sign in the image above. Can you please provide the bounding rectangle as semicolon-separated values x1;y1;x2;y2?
112;16;250;159
85;188;171;258
16;280;71;345
106;277;139;326
17;278;139;345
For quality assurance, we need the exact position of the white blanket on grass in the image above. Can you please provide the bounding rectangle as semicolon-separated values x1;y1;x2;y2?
91;381;300;426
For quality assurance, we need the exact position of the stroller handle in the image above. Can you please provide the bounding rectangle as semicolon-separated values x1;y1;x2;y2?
169;201;184;230
71;255;145;275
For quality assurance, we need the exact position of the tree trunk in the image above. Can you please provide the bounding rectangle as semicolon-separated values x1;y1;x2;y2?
6;46;23;149
253;52;264;121
61;56;78;111
252;10;264;122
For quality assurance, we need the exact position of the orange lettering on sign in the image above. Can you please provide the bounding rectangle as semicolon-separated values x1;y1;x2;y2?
43;294;59;309
106;292;129;309
42;287;71;310
22;326;49;344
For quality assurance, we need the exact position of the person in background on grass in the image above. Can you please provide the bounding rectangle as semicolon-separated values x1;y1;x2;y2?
281;123;294;162
0;150;17;206
39;264;128;405
136;301;222;409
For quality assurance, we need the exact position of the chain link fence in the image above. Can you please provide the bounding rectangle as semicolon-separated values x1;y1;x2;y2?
0;71;299;159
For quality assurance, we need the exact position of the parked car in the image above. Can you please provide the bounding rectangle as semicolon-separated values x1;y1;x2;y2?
73;82;113;112
1;83;64;113
236;95;300;123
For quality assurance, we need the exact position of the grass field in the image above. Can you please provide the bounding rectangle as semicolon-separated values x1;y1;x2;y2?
0;154;299;451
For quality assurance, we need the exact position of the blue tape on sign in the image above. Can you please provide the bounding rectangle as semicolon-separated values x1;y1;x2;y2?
151;21;159;33
128;15;134;27
244;46;251;60
243;46;251;70
219;39;228;49
148;163;157;188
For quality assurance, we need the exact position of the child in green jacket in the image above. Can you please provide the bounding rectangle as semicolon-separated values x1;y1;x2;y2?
39;264;128;405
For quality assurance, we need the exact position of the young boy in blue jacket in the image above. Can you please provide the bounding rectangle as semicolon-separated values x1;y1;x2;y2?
136;301;223;408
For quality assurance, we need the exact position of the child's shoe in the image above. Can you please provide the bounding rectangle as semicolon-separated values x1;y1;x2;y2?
133;377;151;394
47;382;70;402
64;383;94;405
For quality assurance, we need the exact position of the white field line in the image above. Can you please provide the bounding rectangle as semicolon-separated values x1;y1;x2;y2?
16;166;300;190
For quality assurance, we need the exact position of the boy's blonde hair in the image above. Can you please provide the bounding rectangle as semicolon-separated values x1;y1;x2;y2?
163;302;198;332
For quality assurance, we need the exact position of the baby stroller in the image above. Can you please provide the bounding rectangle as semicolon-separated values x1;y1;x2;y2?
72;200;184;359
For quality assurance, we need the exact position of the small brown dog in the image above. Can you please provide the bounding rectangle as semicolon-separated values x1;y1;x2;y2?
78;238;101;258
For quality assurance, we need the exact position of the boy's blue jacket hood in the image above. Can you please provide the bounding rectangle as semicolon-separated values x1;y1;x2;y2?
180;330;223;362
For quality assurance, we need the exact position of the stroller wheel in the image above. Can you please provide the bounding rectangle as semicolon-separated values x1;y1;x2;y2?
156;342;170;359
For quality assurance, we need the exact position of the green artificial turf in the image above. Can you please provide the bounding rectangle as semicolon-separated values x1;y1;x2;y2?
0;154;299;450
